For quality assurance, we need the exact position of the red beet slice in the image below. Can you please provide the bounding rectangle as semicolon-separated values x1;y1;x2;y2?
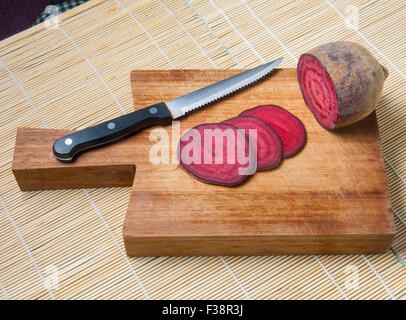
178;123;255;186
240;105;306;158
297;54;338;129
222;115;282;171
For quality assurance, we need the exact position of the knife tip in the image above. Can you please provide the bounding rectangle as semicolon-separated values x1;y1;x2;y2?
271;57;284;67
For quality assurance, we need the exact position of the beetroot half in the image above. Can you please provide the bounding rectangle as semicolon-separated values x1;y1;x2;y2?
297;54;338;129
178;123;255;186
222;115;282;170
240;105;306;158
297;42;388;129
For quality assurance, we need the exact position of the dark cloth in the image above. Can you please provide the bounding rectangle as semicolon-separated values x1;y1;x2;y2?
0;0;50;40
0;0;88;41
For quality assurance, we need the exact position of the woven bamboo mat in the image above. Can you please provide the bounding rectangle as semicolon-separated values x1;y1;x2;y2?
0;0;405;300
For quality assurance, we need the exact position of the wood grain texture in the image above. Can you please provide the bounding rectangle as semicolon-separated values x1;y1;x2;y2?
12;128;136;190
124;68;395;256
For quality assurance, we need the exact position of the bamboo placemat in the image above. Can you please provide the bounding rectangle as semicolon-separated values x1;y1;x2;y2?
0;0;405;300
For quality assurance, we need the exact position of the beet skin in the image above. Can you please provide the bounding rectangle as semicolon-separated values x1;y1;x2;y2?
297;41;388;129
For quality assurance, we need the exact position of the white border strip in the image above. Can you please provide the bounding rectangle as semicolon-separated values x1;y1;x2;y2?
0;196;55;299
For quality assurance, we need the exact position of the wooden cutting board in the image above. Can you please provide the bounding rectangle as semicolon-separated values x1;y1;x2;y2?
123;69;395;256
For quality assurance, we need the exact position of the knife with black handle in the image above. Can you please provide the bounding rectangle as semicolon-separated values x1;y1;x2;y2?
53;102;172;162
53;58;283;162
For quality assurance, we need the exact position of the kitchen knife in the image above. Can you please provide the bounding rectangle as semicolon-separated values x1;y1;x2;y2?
53;58;283;162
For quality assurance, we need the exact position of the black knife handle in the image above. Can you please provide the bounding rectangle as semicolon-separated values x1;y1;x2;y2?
53;102;172;162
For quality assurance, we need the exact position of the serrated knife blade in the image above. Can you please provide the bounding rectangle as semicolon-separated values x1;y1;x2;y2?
53;58;283;162
166;57;283;118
